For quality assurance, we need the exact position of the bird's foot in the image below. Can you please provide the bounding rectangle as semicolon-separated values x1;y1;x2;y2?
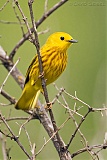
45;102;52;110
39;71;44;78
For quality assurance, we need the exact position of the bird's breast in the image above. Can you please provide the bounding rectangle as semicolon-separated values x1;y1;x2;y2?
42;50;68;85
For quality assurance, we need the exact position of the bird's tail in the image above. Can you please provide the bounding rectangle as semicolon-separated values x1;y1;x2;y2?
15;85;40;110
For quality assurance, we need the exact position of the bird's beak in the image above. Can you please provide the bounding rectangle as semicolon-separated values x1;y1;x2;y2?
69;39;78;43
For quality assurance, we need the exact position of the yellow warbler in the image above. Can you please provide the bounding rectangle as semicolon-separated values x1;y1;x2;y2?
15;32;77;110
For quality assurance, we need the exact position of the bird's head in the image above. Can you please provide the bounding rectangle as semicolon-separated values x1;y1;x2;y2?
46;32;78;51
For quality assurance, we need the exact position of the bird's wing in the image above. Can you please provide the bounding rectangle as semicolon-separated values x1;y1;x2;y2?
24;55;38;85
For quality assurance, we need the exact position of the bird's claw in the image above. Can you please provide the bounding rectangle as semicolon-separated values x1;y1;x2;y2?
45;102;52;110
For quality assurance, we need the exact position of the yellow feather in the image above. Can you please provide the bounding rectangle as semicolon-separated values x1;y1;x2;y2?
15;32;77;110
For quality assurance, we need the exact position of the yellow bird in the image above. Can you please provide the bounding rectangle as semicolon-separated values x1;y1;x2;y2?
15;32;77;110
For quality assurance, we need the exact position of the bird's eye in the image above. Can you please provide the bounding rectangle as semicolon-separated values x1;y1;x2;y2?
60;37;64;41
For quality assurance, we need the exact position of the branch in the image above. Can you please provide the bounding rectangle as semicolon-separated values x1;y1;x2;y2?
71;144;107;158
13;0;31;36
0;0;10;11
0;133;7;160
34;105;72;160
9;0;68;60
0;89;16;105
0;58;20;92
0;46;24;89
28;1;68;159
0;112;31;159
12;1;25;36
28;1;71;159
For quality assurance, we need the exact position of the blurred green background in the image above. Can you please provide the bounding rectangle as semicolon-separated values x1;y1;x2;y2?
0;0;106;160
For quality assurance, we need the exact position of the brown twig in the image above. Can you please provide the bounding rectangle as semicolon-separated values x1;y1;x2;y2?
0;20;30;25
0;46;25;89
36;116;70;156
66;108;93;150
12;1;25;36
0;58;20;92
71;144;107;158
0;0;10;11
0;112;31;159
5;116;29;122
14;0;31;36
0;89;16;105
9;0;68;60
64;90;107;113
35;107;71;160
28;1;68;159
0;133;7;160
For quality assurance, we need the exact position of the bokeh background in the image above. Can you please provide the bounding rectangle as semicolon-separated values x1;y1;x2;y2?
0;0;106;160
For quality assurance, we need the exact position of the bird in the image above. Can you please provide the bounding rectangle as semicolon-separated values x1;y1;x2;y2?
15;32;77;110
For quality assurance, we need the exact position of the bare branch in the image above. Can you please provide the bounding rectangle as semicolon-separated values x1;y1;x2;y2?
36;117;70;156
14;0;31;36
36;0;68;27
0;46;24;89
0;133;7;160
1;89;16;105
28;0;50;108
64;90;92;109
66;108;92;150
0;20;30;25
38;28;50;35
12;1;25;36
71;144;107;158
5;116;29;122
0;58;20;92
44;0;48;14
9;0;68;60
34;106;72;160
0;112;31;159
28;2;70;159
0;0;10;12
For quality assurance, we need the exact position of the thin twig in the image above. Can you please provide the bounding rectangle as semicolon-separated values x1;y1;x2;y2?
28;0;56;131
0;46;25;89
0;112;31;159
28;0;49;106
36;117;70;156
5;117;29;122
66;108;92;150
9;0;68;60
0;103;12;106
0;89;16;105
0;20;30;25
64;90;107;113
28;1;64;152
14;0;31;36
38;28;50;35
52;85;83;117
44;0;48;14
0;58;20;93
17;116;32;136
52;86;65;105
0;133;7;160
64;90;92;109
12;1;25;36
0;0;10;11
71;144;107;158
